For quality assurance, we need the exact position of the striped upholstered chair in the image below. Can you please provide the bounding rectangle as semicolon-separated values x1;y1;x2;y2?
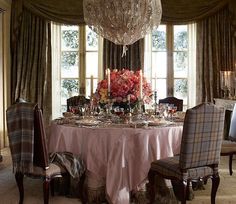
148;103;225;204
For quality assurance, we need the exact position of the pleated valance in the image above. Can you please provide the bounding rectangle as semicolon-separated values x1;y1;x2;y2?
12;0;236;25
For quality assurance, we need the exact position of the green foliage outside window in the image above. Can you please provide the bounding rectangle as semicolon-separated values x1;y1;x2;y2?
62;30;79;49
62;79;79;96
175;79;188;96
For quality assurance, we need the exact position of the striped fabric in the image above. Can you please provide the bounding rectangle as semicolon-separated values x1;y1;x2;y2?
179;103;225;169
6;102;37;173
151;103;225;180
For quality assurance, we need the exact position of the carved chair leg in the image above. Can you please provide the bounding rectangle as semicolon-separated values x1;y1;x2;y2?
229;155;233;176
148;170;156;204
43;177;50;204
211;174;220;204
15;172;24;204
180;180;187;204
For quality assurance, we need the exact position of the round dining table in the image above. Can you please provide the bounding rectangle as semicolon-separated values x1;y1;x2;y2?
49;121;183;204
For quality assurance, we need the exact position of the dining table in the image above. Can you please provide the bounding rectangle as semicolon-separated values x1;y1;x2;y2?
48;117;183;204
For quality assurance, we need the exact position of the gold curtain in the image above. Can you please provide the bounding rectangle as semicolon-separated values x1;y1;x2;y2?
161;0;229;23
196;7;235;103
10;7;52;124
103;39;144;73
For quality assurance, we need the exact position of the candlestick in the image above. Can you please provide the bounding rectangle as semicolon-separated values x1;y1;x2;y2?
90;75;94;97
139;70;143;99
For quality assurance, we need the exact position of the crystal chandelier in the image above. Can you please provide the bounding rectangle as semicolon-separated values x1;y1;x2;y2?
83;0;162;55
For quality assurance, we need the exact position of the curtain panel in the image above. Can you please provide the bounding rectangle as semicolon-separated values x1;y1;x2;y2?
103;39;144;73
10;7;52;124
196;7;235;103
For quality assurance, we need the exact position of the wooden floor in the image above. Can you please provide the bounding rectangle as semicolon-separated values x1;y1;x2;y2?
1;147;236;204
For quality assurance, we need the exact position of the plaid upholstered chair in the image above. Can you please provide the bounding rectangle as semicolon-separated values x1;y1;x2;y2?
6;102;68;204
221;104;236;175
148;103;225;204
159;96;183;111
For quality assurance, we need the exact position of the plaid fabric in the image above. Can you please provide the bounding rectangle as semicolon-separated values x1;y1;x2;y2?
151;156;213;180
179;103;225;169
6;102;37;173
50;151;86;179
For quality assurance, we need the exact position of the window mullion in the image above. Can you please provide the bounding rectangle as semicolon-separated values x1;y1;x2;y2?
166;24;174;96
79;26;86;95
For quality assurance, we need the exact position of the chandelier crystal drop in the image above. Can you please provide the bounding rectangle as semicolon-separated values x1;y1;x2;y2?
83;0;162;47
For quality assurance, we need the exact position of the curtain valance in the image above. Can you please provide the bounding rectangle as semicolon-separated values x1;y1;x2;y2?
23;0;85;24
12;0;235;25
161;0;230;23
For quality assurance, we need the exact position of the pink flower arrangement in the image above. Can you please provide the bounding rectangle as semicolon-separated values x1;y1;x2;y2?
94;69;152;105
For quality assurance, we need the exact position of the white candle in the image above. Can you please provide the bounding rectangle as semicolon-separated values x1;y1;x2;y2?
127;94;130;103
90;75;94;97
154;73;157;91
139;70;143;99
107;68;111;94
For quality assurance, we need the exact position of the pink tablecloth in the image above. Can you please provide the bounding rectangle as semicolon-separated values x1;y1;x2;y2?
49;123;183;204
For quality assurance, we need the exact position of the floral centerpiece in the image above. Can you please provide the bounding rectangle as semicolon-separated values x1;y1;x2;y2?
93;69;152;109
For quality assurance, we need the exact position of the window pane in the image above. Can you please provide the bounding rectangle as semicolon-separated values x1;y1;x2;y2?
61;51;79;78
174;25;188;51
61;27;79;50
174;52;188;78
156;79;167;100
61;79;79;105
86;26;98;51
152;52;167;78
174;79;188;104
86;52;98;77
152;25;166;51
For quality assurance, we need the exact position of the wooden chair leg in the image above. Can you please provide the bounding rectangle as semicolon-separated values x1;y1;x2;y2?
15;172;24;204
148;170;156;204
43;178;50;204
229;155;233;176
180;180;187;204
50;179;54;196
211;174;220;204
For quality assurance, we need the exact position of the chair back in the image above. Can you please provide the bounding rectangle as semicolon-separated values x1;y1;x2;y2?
6;102;49;173
179;103;225;169
159;96;183;111
229;104;236;140
33;105;49;169
67;95;90;112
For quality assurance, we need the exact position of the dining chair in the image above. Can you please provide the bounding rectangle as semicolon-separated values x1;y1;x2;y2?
158;96;183;111
6;102;68;204
67;95;90;112
148;103;225;204
220;104;236;175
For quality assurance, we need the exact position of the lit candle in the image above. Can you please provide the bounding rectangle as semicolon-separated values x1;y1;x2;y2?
139;70;143;99
154;73;157;91
90;75;94;97
107;68;111;94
